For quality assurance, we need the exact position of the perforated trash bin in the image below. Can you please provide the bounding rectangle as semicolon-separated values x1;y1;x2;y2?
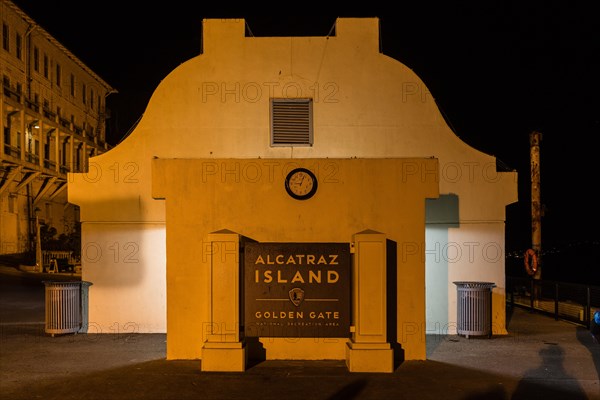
44;281;92;336
453;281;496;339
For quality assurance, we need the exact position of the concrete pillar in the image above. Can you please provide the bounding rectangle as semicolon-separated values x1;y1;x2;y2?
201;230;246;371
38;122;44;169
54;132;60;173
20;112;26;161
346;229;393;372
68;134;74;172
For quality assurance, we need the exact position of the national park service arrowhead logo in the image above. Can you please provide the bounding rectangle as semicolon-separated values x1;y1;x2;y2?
289;288;305;306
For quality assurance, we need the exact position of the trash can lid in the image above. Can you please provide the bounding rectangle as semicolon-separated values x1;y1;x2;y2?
453;281;496;288
42;281;93;287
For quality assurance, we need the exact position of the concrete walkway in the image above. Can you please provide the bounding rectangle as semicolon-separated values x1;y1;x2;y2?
1;265;598;399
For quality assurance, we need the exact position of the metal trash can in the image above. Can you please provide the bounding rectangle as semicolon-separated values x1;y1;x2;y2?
44;281;92;336
453;281;496;339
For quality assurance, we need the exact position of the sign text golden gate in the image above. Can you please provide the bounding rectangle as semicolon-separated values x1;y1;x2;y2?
244;242;350;338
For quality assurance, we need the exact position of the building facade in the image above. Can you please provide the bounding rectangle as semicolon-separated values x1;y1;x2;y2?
68;18;518;364
1;0;116;257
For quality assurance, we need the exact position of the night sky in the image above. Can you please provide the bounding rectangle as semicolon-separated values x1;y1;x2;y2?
11;2;600;283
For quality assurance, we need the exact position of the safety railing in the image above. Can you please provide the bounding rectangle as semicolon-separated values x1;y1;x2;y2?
506;276;600;329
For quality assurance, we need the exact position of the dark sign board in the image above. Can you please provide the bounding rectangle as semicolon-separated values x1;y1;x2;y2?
244;242;351;338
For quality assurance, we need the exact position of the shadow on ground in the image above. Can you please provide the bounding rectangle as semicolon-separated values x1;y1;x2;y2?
2;344;589;400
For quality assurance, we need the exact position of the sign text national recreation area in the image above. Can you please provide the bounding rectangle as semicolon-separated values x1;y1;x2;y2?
244;242;351;338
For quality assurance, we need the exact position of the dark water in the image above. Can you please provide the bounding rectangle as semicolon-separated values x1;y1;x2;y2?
506;241;599;287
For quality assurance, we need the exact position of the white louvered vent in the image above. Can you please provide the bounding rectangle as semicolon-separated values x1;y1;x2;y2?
271;99;313;146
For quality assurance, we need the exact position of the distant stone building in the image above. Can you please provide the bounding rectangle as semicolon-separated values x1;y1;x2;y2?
69;18;517;365
1;0;115;256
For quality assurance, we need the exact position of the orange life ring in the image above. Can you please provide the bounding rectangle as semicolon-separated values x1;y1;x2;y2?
524;248;538;276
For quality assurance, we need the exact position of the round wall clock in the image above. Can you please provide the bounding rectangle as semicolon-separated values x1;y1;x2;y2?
284;168;318;200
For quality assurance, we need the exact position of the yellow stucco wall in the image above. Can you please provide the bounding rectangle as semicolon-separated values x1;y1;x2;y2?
153;158;439;360
68;17;517;359
71;18;515;224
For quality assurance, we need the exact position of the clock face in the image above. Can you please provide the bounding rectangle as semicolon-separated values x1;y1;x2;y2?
285;168;318;200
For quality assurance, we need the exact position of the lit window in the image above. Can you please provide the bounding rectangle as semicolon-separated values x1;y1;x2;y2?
43;54;49;78
33;47;39;71
2;23;9;52
16;33;22;59
56;63;61;87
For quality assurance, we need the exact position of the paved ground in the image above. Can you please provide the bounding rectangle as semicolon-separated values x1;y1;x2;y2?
1;265;599;400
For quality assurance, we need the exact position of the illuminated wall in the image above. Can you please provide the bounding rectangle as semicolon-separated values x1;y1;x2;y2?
153;158;438;360
68;18;517;360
